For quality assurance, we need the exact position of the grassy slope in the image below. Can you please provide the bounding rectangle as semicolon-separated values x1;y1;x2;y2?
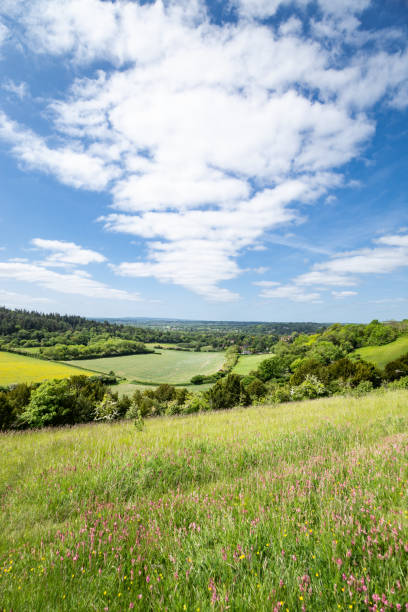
232;353;269;375
1;391;407;610
352;335;408;369
65;349;225;385
0;351;94;386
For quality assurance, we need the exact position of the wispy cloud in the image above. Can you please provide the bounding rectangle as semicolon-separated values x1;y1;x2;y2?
0;259;140;301
32;238;106;267
260;233;408;301
2;79;28;99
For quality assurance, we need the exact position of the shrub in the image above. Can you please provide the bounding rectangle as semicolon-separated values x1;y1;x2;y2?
190;374;205;385
386;375;408;390
182;394;209;414
384;353;408;381
94;393;119;421
290;375;326;401
206;374;248;411
246;377;267;399
351;380;374;396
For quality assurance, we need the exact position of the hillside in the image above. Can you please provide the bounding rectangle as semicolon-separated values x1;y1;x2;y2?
352;335;408;369
1;391;407;610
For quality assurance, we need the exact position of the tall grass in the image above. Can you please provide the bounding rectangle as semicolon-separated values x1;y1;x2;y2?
0;391;407;610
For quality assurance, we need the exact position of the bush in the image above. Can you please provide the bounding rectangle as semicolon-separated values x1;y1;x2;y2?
246;377;267;399
351;380;374;396
386;375;408;390
290;375;326;401
206;374;249;411
190;374;205;385
384;353;408;381
94;393;119;421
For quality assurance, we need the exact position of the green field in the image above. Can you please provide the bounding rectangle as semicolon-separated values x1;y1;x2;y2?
0;351;94;386
65;349;225;385
232;353;269;375
0;390;407;610
113;380;214;396
352;335;408;369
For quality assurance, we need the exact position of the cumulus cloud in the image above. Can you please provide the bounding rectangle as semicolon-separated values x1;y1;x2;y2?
0;0;407;300
32;238;106;266
0;111;120;190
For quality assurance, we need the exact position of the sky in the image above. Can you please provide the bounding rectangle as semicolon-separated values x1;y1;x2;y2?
0;0;407;322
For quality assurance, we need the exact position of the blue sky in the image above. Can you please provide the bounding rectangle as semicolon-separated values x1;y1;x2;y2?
0;0;407;322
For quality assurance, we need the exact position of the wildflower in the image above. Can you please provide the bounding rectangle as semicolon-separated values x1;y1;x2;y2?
239;554;245;560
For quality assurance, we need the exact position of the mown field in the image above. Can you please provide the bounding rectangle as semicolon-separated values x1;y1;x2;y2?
0;351;94;386
352;335;408;369
113;380;214;397
1;390;407;610
65;349;226;385
232;353;270;375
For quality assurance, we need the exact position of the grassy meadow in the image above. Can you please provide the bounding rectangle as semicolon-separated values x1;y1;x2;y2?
65;349;226;385
0;390;407;611
0;351;94;386
352;335;408;369
232;353;270;375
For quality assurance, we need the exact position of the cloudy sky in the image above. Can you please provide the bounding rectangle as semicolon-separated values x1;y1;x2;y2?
0;0;407;322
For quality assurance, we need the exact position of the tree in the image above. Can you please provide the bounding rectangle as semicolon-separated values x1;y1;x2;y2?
22;379;75;428
257;356;287;382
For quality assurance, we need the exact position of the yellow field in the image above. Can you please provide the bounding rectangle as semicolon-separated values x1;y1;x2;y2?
0;351;93;386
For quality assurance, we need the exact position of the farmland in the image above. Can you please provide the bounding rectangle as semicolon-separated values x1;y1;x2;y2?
0;351;94;386
1;390;407;610
352;335;408;369
232;353;270;375
114;380;214;396
65;349;226;385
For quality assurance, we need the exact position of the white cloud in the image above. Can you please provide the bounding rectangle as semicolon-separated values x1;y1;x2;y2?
258;283;321;302
0;21;8;47
253;280;281;287
0;261;140;301
2;79;28;99
0;289;53;308
31;238;106;266
0;0;407;300
232;0;371;20
0;111;120;190
332;290;357;298
260;234;408;301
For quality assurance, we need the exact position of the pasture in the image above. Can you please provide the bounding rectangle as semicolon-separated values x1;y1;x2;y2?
352;334;408;369
232;353;269;375
0;390;407;610
66;349;225;385
0;351;93;386
113;380;214;396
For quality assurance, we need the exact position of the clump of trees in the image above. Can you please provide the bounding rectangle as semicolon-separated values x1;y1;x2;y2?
0;376;129;430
